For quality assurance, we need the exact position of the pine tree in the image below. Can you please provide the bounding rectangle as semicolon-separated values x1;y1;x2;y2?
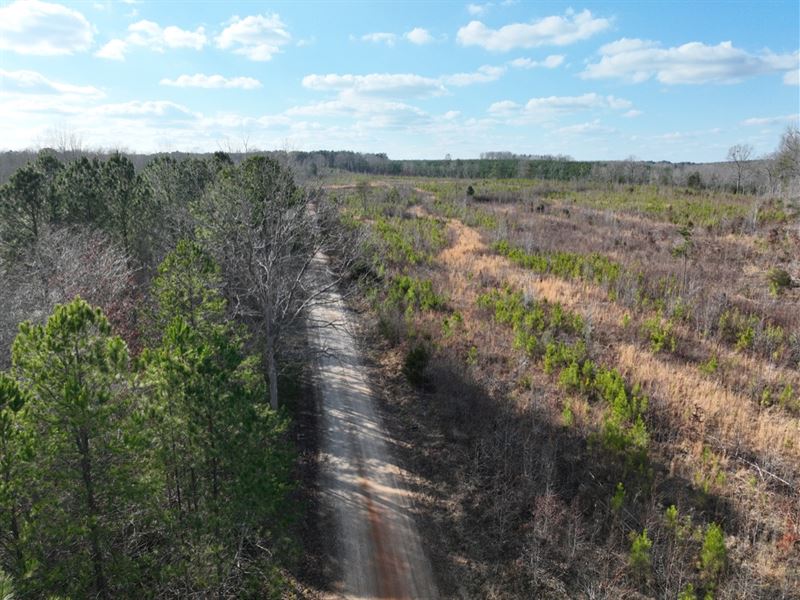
142;242;291;593
0;373;31;581
10;298;154;598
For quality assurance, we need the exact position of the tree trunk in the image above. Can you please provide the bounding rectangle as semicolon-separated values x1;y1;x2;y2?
77;430;108;600
267;338;279;411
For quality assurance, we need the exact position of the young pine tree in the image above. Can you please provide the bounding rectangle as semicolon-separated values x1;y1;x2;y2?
10;298;155;599
142;241;291;594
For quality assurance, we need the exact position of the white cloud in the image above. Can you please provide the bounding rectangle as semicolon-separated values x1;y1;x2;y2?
302;64;510;98
785;69;799;86
651;128;721;143
0;69;103;97
488;93;634;124
405;27;434;45
442;65;506;86
302;73;447;98
95;19;206;60
542;54;565;68
128;20;206;50
288;97;424;117
525;93;631;111
582;38;798;84
360;28;437;46
443;110;461;120
741;114;799;126
510;54;564;69
467;3;491;16
556;120;614;135
95;39;127;60
488;100;521;115
92;100;196;120
624;109;643;118
160;74;262;90
361;32;398;46
457;9;610;51
0;0;93;56
215;13;291;61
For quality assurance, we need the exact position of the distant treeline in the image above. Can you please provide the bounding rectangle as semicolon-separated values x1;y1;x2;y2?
3;127;798;195
0;148;686;183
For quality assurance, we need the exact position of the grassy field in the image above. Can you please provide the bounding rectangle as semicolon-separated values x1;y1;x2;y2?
327;176;800;599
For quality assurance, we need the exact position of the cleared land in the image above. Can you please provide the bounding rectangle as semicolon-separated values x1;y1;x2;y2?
326;177;799;599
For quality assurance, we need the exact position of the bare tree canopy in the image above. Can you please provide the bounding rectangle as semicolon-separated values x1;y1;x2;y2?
727;143;754;194
198;155;353;409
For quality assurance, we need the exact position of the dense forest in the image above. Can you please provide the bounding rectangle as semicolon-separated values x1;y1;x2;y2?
0;151;351;598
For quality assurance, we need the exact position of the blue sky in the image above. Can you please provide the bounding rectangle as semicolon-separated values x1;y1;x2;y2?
1;0;798;161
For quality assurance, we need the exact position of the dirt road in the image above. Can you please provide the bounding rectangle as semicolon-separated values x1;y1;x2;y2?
307;252;438;600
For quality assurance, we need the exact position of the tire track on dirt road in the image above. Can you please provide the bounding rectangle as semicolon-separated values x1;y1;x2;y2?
308;251;438;599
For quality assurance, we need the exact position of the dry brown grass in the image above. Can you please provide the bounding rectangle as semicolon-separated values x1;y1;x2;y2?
434;216;800;478
357;195;799;597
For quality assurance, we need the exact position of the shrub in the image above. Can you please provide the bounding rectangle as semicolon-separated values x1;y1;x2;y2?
767;267;792;297
466;345;478;366
700;523;727;590
386;275;445;316
441;311;463;337
494;240;622;287
561;402;574;427
611;482;625;513
643;314;677;353
665;504;679;529
629;529;653;580
778;383;796;410
699;355;718;376
403;342;430;388
687;171;703;189
678;583;698;600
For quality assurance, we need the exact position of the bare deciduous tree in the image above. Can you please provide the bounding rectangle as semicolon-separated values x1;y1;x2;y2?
0;226;136;368
775;125;800;182
200;156;357;409
727;143;753;194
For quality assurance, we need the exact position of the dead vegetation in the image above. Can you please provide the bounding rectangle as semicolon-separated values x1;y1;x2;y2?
331;178;799;599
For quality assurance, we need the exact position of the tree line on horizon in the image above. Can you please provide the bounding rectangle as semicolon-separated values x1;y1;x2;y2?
1;124;797;193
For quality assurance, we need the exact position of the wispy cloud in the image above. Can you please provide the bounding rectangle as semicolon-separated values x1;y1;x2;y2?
442;65;506;86
0;0;93;56
302;73;447;98
467;3;491;16
741;113;799;126
0;69;103;97
359;28;437;46
302;64;508;98
509;54;565;69
360;32;398;46
582;38;798;84
556;119;615;135
95;19;206;60
457;9;610;51
160;74;262;90
488;93;634;123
